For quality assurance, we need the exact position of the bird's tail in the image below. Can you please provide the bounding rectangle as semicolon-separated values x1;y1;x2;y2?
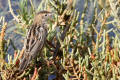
19;56;31;71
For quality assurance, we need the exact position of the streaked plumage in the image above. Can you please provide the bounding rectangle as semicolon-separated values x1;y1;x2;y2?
19;11;53;70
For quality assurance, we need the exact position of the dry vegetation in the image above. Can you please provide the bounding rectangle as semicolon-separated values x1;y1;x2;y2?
0;0;120;80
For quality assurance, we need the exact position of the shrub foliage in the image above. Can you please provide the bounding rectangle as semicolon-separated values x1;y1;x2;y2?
0;0;120;80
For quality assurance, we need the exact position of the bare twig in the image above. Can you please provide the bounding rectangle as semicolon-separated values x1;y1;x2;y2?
8;0;21;23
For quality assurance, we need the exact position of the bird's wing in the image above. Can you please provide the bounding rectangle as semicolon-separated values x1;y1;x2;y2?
23;25;47;58
19;25;47;70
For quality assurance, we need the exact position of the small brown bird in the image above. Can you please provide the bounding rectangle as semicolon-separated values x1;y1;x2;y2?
19;11;53;70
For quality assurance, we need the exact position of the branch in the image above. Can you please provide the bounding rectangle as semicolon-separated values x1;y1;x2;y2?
8;0;21;23
54;24;70;58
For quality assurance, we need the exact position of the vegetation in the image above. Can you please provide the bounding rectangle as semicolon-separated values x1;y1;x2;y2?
0;0;120;80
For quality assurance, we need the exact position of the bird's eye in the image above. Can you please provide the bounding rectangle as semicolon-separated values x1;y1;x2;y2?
45;14;47;16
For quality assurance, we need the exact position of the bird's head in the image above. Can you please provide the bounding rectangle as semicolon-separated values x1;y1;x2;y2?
33;11;53;26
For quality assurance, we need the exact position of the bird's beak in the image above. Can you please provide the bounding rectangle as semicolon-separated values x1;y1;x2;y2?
48;12;55;23
50;12;54;19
